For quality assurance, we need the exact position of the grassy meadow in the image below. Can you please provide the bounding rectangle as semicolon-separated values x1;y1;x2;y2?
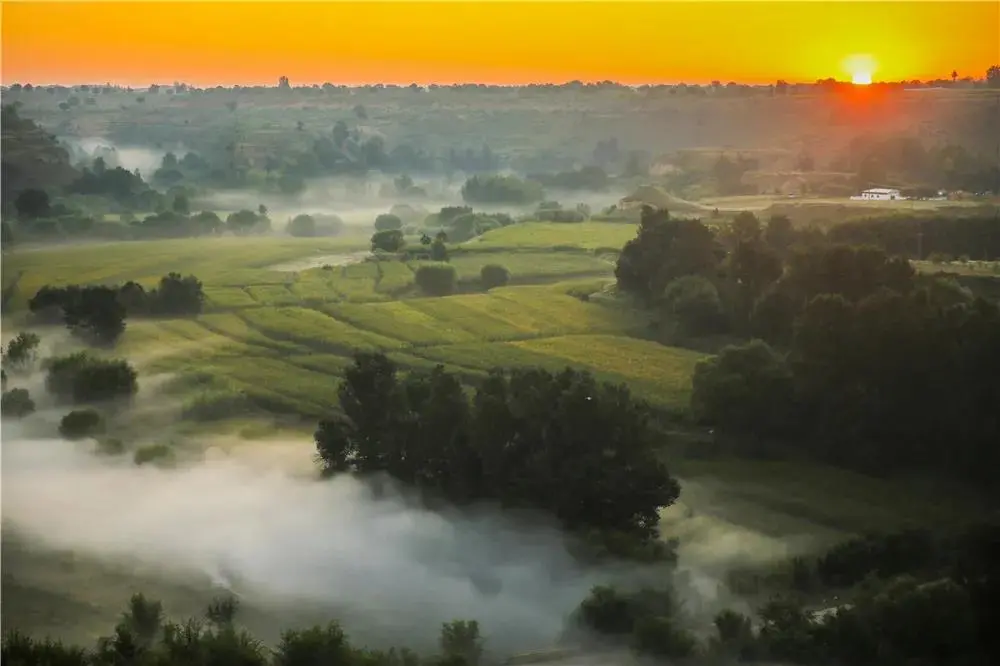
2;224;709;417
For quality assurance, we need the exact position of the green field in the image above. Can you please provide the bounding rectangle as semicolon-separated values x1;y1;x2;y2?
462;221;638;252
2;234;694;417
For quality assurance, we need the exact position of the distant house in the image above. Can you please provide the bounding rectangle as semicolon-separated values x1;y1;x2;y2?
851;187;903;201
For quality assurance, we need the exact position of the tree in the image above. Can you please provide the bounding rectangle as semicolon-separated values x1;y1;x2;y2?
60;286;127;345
14;188;51;219
988;65;1000;88
1;388;36;418
171;194;190;215
460;175;544;204
316;354;680;546
226;209;268;235
439;621;483;665
691;339;796;437
2;331;41;373
764;214;796;255
151;273;204;316
662;276;725;335
371;229;405;253
430;238;449;261
374;213;403;231
287;213;317;237
59;408;105;439
480;264;510;290
45;352;138;404
615;206;721;304
415;264;457;296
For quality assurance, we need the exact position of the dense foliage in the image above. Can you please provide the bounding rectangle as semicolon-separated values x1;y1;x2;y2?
414;264;457;296
1;594;485;666
44;352;138;404
315;354;679;549
29;273;205;342
460;175;543;205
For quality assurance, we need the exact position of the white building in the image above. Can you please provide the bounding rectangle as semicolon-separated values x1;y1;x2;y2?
851;187;904;201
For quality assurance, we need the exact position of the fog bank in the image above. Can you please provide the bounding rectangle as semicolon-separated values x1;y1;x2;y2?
1;424;610;653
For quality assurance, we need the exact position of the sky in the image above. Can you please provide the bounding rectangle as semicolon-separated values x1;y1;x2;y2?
2;1;998;86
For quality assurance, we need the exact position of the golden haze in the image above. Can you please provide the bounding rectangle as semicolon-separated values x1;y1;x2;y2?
2;1;998;86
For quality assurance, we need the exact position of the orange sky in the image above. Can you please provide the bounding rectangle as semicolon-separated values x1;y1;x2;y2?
2;1;998;86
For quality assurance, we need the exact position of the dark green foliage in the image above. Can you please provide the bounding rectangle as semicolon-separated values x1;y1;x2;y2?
1;331;40;373
59;408;105;439
661;276;726;335
615;206;721;304
1;388;35;418
691;340;796;438
226;209;270;235
460;175;543;205
44;352;138;405
574;585;698;660
374;213;403;231
60;286;126;345
438;620;482;665
287;213;316;237
429;239;448;262
315;354;679;545
479;264;510;290
30;273;204;323
372;229;405;253
14;188;50;218
1;592;488;666
828;214;1000;261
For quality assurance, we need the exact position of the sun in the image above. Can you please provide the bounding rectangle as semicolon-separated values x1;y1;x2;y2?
843;54;877;85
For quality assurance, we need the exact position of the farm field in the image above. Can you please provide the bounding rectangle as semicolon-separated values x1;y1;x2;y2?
462;221;637;252
2;235;691;418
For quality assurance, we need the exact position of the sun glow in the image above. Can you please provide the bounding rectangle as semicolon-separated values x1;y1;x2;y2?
844;54;877;85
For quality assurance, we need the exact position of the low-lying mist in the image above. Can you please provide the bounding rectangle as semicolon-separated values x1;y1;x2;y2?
1;420;615;654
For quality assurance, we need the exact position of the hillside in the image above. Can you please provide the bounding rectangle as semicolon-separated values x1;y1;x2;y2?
0;104;80;205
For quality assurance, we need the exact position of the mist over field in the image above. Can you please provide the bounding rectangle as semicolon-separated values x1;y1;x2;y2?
1;418;633;653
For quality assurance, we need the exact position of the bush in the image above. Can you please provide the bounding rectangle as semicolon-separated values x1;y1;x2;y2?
59;409;105;439
287;214;317;237
371;229;405;253
1;388;36;418
480;264;510;290
134;443;175;467
45;352;139;404
414;264;457;296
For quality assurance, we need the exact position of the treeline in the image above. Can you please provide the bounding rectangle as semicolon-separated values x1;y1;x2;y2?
2;594;488;666
828;214;1000;261
577;521;1000;665
28;273;205;345
616;207;1000;486
315;353;679;559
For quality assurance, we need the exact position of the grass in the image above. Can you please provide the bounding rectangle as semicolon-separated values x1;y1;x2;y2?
463;222;638;252
671;457;997;540
238;306;403;353
445;252;614;282
2;236;369;306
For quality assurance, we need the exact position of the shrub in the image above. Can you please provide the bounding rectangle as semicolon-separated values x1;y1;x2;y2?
59;409;105;439
45;352;139;404
414;264;457;296
480;264;510;290
287;214;316;237
1;388;36;418
134;443;175;467
371;229;405;253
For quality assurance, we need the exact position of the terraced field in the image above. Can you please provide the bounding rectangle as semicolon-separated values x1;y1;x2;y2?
3;233;701;418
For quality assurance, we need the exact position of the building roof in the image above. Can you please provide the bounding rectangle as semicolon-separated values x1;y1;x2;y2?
863;187;901;194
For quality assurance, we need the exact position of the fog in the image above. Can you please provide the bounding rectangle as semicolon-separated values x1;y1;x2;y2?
63;137;175;176
1;419;624;654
